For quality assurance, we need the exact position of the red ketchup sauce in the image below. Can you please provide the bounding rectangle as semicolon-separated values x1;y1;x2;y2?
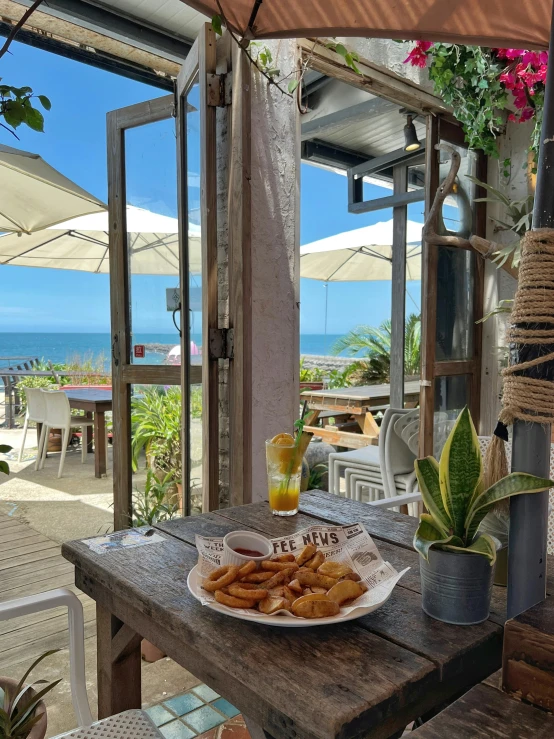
233;547;265;557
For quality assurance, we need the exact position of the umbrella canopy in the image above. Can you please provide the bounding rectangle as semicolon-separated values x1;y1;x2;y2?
0;144;106;234
300;219;422;282
0;205;201;275
181;0;551;49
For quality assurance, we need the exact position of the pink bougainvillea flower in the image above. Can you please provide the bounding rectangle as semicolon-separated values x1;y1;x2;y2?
403;41;433;67
508;113;518;122
520;107;535;122
500;71;517;88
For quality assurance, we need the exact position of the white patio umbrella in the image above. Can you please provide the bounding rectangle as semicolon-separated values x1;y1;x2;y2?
0;205;201;275
300;219;422;282
0;144;106;233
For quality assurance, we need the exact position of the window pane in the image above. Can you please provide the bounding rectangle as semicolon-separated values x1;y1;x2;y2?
434;374;470;456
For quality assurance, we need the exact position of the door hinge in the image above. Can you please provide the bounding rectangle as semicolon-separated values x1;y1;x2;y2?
207;73;232;107
209;328;234;359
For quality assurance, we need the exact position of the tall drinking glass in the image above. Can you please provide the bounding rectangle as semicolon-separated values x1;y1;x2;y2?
265;439;301;516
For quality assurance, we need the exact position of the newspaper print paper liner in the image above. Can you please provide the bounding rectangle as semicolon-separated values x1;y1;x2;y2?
187;522;409;626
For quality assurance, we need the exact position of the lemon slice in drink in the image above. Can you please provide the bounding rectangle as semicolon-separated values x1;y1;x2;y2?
269;432;295;472
271;433;294;445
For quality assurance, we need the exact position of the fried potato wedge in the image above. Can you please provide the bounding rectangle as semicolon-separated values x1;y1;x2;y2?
215;590;256;609
288;579;303;594
268;586;286;597
340;572;362;582
310;586;328;594
261;560;299;573
241;571;273;583
317;561;354;579
227;583;269;601
283;586;296;604
296;544;317;566
271;553;296;562
291;594;340;619
305;551;325;570
264;568;295;590
327;579;364;605
258;596;290;615
296;570;338;590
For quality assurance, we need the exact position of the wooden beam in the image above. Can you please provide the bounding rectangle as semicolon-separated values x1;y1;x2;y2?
390;163;408;410
301;97;396;141
348;189;424;215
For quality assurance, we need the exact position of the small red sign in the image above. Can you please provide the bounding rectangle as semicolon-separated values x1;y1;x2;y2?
134;345;145;358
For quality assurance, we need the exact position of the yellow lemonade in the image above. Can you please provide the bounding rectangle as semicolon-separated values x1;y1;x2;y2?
268;477;301;513
266;435;302;516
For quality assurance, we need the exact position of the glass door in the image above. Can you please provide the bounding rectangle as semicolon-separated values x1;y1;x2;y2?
108;26;218;529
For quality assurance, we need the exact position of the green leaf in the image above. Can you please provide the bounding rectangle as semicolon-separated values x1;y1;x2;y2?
334;43;348;58
211;14;222;35
37;95;51;111
288;79;299;94
3;100;25;128
443;534;499;565
0;444;12;453
414;457;452;534
465;473;553;542
413;514;463;561
439;406;483;539
24;106;44;132
0;461;9;475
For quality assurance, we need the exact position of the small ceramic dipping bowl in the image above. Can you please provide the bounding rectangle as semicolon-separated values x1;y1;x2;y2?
222;530;273;567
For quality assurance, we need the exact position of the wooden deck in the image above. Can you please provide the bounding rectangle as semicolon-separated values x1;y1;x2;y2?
0;512;95;672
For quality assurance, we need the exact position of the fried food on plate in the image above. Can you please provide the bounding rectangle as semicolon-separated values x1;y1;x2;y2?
288;579;303;594
237;560;257;578
227;583;269;601
291;594;340;619
296;570;338;590
264;568;294;589
305;551;325;570
310;586;328;594
258;596;290;615
296;544;317;566
215;590;256;609
261;560;299;573
327;579;365;605
283;586;296;604
271;553;296;562
318;561;354;579
241;571;274;583
340;572;362;582
203;565;240;592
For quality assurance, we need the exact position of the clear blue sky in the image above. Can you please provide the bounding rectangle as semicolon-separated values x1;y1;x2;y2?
0;41;422;336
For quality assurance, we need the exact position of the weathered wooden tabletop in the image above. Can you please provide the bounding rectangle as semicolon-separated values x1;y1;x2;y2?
62;491;526;739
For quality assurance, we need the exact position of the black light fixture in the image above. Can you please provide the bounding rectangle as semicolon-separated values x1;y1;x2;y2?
403;114;421;152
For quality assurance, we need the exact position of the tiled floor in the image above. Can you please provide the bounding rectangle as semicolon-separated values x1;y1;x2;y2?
145;684;250;739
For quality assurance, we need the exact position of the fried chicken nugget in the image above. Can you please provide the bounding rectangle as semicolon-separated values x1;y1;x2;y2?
296;543;317;566
291;594;340;619
258;596;290;615
261;560;299;573
227;583;269;601
271;553;296;562
318;561;354;579
305;551;325;570
214;590;256;609
241;571;273;583
296;570;338;590
326;579;364;605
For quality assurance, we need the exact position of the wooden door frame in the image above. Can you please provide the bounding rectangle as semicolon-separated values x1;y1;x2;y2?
419;118;486;456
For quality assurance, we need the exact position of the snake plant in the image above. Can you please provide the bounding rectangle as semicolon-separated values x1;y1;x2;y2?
414;407;553;565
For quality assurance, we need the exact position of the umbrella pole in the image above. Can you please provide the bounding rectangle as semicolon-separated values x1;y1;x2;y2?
507;16;554;618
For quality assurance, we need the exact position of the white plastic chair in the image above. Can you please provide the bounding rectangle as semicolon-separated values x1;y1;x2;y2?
0;588;164;738
18;387;47;462
37;390;95;478
344;467;384;501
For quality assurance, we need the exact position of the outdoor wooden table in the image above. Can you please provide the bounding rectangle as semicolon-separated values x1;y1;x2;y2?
64;388;112;478
301;381;421;449
62;490;511;739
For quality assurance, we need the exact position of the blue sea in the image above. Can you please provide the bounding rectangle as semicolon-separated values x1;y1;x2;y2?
0;332;344;367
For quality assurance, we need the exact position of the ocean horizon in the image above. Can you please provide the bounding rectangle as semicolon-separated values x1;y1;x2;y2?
0;332;346;366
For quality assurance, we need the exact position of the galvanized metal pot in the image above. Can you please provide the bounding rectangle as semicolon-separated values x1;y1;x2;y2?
420;547;496;625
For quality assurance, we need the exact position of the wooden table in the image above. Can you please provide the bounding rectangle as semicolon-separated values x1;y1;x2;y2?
65;388;112;478
301;381;421;448
62;491;514;739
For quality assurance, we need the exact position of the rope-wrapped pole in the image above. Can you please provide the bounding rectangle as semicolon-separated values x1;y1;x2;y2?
507;9;554;618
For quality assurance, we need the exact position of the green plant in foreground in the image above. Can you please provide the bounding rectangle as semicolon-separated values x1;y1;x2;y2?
414;407;553;565
132;469;179;527
0;650;61;738
0;444;12;475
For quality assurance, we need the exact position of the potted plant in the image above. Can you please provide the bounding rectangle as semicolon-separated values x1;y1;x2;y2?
414;407;552;625
0;650;61;739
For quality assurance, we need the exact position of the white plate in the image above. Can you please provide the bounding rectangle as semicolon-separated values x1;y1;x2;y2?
187;565;394;627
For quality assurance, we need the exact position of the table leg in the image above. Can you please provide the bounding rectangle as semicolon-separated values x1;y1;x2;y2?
94;411;106;478
85;412;94;454
96;604;141;719
357;411;380;438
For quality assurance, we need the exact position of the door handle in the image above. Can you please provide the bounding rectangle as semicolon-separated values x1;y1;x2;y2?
112;335;120;367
